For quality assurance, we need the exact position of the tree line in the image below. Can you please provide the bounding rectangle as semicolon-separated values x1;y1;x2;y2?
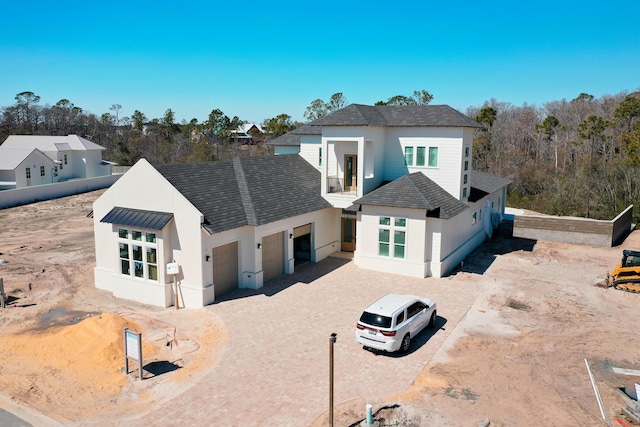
3;88;640;222
467;91;640;221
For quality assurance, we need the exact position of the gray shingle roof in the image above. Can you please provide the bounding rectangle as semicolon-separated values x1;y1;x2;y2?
353;173;468;219
471;170;512;194
156;155;331;234
310;104;482;128
268;124;321;146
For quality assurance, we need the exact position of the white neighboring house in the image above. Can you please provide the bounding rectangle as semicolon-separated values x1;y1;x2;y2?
230;123;264;143
94;104;511;308
0;148;57;190
0;134;112;189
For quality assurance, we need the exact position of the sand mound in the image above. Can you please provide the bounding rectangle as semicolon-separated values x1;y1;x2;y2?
0;313;151;419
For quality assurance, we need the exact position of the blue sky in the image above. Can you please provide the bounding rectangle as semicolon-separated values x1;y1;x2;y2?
2;1;639;125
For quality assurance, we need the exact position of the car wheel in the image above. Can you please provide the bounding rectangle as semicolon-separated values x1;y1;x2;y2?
400;334;411;353
429;311;437;328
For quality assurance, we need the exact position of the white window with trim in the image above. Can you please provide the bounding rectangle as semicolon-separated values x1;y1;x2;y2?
404;145;438;167
404;147;414;166
118;228;158;281
378;216;407;259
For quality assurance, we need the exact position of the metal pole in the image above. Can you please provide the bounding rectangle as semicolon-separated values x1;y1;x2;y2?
123;327;129;374
174;274;179;310
584;357;611;426
329;333;337;427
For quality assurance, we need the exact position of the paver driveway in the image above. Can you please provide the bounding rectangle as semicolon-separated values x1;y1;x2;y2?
119;256;487;427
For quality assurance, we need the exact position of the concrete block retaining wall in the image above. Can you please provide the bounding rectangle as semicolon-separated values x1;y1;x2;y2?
513;205;633;247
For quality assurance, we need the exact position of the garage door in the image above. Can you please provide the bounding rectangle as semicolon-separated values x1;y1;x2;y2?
262;231;284;282
212;241;238;297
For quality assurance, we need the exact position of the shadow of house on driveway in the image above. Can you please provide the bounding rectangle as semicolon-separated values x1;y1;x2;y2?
450;224;537;276
362;315;448;357
214;256;351;304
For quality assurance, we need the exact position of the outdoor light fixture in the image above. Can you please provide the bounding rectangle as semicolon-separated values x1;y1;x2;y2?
289;233;293;239
205;255;210;262
257;243;261;249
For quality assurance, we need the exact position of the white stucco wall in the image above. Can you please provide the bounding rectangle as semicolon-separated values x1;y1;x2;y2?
200;207;340;290
362;127;386;194
354;205;430;278
354;186;507;279
94;159;208;308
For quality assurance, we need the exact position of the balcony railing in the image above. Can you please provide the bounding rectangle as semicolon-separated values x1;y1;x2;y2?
327;177;356;194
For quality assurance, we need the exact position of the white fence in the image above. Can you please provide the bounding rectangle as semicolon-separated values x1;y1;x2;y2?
0;174;121;209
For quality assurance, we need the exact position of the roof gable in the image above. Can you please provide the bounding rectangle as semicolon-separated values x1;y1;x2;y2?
0;148;54;170
353;173;468;219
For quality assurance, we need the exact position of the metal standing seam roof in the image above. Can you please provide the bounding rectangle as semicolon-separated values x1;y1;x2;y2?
1;134;106;151
100;207;174;230
0;148;53;170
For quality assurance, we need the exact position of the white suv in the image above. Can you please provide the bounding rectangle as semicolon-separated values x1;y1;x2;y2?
355;294;437;353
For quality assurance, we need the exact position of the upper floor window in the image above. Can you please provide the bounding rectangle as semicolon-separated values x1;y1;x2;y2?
416;147;426;166
405;145;438;167
404;147;414;166
25;167;31;179
428;147;438;167
472;211;477;225
464;174;468;184
464;160;469;171
465;147;469;157
463;187;468;198
64;154;68;165
40;166;45;176
319;147;322;166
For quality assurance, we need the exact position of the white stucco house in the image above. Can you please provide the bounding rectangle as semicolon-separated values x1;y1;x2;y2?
0;134;112;189
93;104;511;308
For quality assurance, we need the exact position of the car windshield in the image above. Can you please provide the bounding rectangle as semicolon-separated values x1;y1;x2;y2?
359;311;392;328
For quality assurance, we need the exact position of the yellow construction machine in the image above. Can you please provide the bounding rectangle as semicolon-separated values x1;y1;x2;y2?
606;249;640;292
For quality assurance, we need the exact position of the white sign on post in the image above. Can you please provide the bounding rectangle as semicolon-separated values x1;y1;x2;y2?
123;328;143;381
166;262;179;275
125;330;140;360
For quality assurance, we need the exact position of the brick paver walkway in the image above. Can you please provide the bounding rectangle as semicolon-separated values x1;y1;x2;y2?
105;256;487;427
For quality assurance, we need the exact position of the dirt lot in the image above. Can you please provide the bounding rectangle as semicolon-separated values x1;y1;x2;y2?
1;190;640;426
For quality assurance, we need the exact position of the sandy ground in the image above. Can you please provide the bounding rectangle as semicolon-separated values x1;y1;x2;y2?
1;189;640;426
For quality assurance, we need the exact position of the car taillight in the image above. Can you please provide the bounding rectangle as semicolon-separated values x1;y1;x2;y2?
380;330;396;337
356;324;365;330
